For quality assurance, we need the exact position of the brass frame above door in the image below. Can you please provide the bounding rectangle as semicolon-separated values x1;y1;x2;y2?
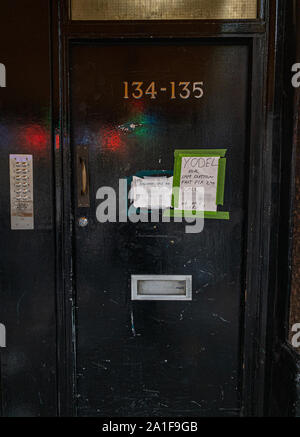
69;0;259;21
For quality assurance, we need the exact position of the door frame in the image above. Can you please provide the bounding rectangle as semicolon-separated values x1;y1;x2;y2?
51;0;295;416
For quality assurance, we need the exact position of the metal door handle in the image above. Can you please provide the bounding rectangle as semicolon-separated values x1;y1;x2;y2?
77;146;90;207
80;158;87;196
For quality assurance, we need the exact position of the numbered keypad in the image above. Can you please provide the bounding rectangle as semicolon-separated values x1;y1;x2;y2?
9;154;34;230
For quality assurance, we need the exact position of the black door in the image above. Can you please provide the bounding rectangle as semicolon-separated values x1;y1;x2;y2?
70;40;249;417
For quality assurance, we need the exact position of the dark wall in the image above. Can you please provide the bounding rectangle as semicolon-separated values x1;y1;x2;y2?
0;1;57;416
289;0;300;415
269;0;300;417
290;0;300;354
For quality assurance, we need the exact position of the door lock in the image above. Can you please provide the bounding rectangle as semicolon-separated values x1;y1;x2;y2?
78;217;88;227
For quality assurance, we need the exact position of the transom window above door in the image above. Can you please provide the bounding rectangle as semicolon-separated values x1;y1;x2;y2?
70;0;258;21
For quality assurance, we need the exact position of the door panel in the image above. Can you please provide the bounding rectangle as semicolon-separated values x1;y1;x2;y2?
70;41;249;416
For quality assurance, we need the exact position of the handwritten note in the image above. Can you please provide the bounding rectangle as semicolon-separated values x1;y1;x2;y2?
176;156;220;211
130;176;173;209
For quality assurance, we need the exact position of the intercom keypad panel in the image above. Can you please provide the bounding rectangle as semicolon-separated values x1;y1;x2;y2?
9;154;34;230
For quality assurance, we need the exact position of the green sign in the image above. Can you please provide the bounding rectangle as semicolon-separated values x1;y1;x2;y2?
164;149;229;220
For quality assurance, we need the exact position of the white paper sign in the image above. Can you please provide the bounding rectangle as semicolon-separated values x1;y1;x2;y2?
130;176;173;209
176;187;205;211
176;156;219;211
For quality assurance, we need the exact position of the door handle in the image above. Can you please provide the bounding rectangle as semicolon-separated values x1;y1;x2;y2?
80;158;87;196
77;146;90;207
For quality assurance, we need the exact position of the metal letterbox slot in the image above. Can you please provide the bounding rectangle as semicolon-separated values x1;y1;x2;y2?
131;275;192;301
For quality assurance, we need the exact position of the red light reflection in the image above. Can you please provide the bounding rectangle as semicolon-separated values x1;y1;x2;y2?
101;127;122;151
55;133;60;150
130;100;145;113
20;124;48;151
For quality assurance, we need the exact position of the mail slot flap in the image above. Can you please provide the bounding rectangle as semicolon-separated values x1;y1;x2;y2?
131;275;192;301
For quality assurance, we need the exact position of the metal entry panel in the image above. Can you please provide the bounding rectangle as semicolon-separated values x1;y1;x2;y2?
131;275;192;301
9;154;34;230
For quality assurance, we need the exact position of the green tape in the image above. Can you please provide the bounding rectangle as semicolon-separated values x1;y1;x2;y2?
216;158;227;206
163;209;230;220
203;211;229;220
174;149;227;158
172;155;182;208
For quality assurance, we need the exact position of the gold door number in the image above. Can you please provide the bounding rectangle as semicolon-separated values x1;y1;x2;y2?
123;81;204;100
